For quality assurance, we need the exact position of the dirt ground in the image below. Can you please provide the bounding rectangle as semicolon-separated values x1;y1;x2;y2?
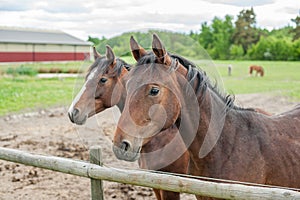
0;93;298;200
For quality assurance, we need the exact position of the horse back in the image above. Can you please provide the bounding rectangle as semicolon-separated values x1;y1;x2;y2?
261;105;300;187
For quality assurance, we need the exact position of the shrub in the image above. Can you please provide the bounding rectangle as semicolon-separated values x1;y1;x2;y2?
6;65;38;76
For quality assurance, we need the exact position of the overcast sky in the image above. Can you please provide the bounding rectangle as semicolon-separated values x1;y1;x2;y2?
0;0;299;40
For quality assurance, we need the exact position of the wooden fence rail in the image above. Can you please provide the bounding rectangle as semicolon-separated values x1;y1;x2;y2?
0;146;299;200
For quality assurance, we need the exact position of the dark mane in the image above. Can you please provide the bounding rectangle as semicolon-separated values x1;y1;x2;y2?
169;53;197;69
86;57;131;79
136;51;252;112
185;61;256;112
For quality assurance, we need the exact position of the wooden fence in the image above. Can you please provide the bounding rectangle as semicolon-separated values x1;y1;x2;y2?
0;146;299;200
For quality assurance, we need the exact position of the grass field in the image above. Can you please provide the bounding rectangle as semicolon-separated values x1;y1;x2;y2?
0;61;91;73
212;60;300;100
0;60;299;116
0;61;90;116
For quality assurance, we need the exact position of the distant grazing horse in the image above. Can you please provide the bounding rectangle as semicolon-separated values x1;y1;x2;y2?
68;46;189;200
249;65;264;77
112;34;300;200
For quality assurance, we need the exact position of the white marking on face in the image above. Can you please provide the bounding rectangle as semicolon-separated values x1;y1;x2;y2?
68;68;98;113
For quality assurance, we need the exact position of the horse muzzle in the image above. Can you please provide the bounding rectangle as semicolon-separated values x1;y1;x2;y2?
112;140;141;162
68;108;88;125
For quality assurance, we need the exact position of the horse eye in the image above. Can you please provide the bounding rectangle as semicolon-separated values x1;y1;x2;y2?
149;87;160;96
99;78;107;84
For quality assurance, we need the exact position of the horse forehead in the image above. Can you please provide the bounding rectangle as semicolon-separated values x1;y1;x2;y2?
87;67;99;80
126;71;175;94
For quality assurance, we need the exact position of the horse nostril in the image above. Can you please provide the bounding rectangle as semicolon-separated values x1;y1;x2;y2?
68;111;74;122
72;108;79;117
120;140;130;152
68;108;80;122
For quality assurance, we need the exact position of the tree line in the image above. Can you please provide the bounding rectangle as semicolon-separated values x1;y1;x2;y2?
88;8;300;61
190;8;300;61
89;30;209;59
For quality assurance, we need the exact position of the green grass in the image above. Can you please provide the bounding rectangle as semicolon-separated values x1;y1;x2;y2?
0;77;81;116
0;60;299;116
0;61;90;116
196;60;300;100
0;61;91;74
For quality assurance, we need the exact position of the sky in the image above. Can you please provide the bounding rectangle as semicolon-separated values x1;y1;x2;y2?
0;0;299;41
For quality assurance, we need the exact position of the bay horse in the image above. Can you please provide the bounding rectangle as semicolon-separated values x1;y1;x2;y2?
68;45;189;200
112;34;300;199
249;65;264;77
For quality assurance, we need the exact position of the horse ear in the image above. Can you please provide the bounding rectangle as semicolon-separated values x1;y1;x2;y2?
152;33;171;65
130;36;147;61
105;45;116;65
105;45;117;74
93;46;101;60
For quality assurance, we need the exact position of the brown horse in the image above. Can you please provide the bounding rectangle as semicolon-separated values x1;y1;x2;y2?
113;34;300;199
249;65;264;76
68;45;189;200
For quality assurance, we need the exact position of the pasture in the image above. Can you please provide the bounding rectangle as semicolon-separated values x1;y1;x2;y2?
0;60;299;116
0;61;90;116
214;60;300;99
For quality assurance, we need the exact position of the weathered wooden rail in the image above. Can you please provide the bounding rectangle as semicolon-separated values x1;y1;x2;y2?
0;146;299;200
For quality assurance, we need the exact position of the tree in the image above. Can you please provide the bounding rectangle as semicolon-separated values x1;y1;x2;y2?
291;15;300;41
292;39;300;60
247;36;295;61
210;15;234;59
198;15;234;59
232;8;260;54
88;36;106;46
198;22;213;49
230;44;244;60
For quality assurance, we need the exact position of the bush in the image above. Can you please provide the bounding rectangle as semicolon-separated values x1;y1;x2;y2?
247;36;297;60
230;44;244;60
6;65;38;76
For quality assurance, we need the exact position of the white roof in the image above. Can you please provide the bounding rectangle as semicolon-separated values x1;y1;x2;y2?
0;27;90;46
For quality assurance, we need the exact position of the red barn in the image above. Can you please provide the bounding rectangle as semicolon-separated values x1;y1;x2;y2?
0;27;91;62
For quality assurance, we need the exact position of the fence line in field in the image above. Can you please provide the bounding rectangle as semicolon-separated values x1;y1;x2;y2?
0;146;299;200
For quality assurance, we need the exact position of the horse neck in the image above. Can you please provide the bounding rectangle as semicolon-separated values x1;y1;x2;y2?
178;82;236;161
186;85;262;163
198;88;229;140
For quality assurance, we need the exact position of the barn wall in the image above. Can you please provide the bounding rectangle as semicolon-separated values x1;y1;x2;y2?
0;43;90;62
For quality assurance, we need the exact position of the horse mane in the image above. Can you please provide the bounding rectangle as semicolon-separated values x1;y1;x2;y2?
136;51;253;112
185;65;251;112
86;57;131;80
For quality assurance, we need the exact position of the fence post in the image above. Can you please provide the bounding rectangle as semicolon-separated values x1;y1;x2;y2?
89;146;104;200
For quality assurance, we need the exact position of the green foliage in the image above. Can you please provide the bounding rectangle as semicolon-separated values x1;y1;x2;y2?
86;9;300;61
6;65;38;76
88;36;107;46
230;44;244;60
269;26;293;40
291;16;300;41
247;37;296;60
198;22;213;49
292;39;300;60
193;9;299;60
232;8;260;53
95;30;207;59
198;15;234;60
